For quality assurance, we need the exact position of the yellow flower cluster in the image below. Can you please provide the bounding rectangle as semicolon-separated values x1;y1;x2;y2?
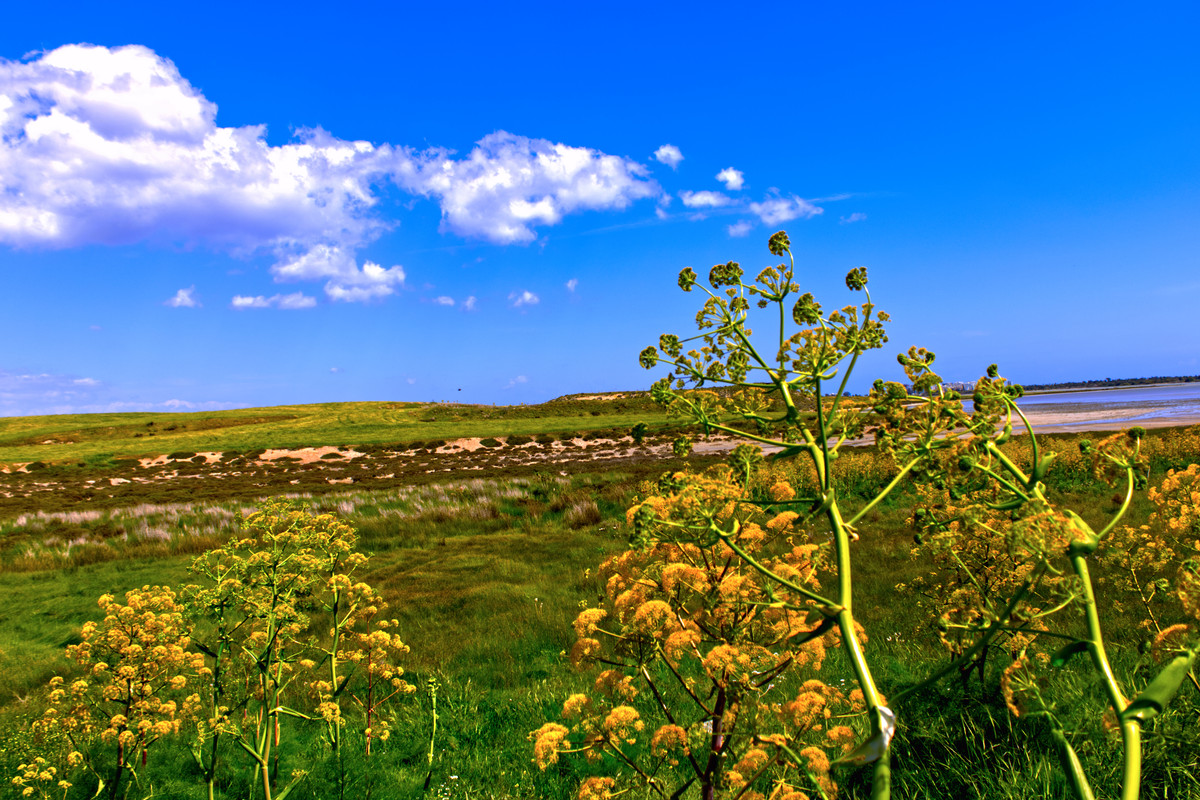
11;757;71;799
35;586;204;794
544;460;856;799
1150;464;1200;535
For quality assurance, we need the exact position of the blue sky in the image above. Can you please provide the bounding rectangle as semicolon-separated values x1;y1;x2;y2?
2;2;1198;416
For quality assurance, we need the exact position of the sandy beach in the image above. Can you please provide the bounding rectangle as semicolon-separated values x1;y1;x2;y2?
1007;382;1200;433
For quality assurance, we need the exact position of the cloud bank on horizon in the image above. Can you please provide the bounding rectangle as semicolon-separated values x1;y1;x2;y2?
0;43;829;307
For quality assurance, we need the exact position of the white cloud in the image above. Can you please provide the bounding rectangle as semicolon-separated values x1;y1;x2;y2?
462;295;477;311
839;212;867;224
0;45;403;302
230;292;316;310
0;369;236;417
565;278;578;292
0;45;657;299
652;144;683;169
394;131;658;244
505;375;528;389
433;295;455;306
276;292;319;309
330;366;342;373
231;295;270;310
680;190;732;209
0;371;100;416
716;167;744;191
748;195;823;225
655;206;670;220
165;286;198;307
727;220;753;237
509;289;539;307
272;246;405;301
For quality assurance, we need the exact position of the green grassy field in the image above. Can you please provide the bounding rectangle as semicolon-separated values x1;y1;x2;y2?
0;403;1197;800
0;394;676;466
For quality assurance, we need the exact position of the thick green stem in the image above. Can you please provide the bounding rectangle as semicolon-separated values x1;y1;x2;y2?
1072;554;1140;800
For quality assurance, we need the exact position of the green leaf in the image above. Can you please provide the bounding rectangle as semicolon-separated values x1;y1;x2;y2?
769;445;807;462
1032;452;1057;483
1120;649;1199;722
1050;640;1091;668
1065;510;1099;557
1051;729;1097;800
791;614;837;645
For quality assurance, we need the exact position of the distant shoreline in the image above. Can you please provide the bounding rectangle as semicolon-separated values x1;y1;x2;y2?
1019;376;1200;395
1021;381;1197;397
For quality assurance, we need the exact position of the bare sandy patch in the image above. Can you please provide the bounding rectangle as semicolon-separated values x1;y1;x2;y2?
571;393;630;401
257;446;365;464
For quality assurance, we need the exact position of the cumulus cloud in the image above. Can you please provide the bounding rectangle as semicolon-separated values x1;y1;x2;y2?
433;295;455;306
165;286;198;307
0;45;659;299
565;278;578;292
840;212;867;224
509;289;539;307
727;220;753;237
505;375;528;389
230;292;316;310
0;45;403;302
462;295;477;311
748;195;823;225
272;245;405;301
716;167;744;191
394;131;658;244
680;190;733;209
652;144;683;169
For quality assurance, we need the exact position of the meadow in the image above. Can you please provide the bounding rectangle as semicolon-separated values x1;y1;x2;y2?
1;403;1198;800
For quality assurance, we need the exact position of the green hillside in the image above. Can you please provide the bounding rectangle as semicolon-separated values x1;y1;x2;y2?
0;394;673;465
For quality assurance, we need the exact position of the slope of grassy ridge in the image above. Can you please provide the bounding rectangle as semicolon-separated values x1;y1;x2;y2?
0;395;678;465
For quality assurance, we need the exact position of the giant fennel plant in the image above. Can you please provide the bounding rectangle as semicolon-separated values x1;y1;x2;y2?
535;231;1199;800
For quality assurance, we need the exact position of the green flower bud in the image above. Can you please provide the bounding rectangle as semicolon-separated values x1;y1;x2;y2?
792;292;822;325
659;334;682;357
768;230;791;256
639;346;659;369
672;436;693;458
650;378;673;406
728;350;749;383
708;260;742;288
731;296;749;313
678;267;697;292
987;364;999;379
845;266;868;291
